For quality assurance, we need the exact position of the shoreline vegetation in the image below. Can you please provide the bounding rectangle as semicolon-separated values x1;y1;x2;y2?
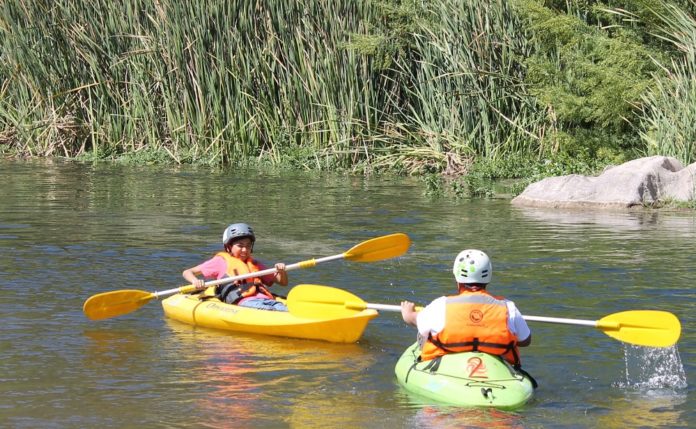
1;1;695;198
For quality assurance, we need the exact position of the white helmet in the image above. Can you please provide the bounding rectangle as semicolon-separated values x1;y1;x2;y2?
452;249;492;284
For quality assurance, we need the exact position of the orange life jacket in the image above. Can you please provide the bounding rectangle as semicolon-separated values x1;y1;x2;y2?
215;252;274;301
420;290;520;366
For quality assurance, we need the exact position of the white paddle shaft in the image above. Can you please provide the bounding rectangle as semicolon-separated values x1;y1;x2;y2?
522;315;598;327
152;253;346;299
365;303;402;311
357;304;600;329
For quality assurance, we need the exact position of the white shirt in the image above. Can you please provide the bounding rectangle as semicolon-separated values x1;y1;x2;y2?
416;295;531;341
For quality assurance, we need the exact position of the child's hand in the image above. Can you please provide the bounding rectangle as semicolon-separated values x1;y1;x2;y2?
274;263;289;286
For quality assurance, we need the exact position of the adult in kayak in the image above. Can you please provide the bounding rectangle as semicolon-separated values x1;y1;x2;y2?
182;223;289;311
400;249;531;367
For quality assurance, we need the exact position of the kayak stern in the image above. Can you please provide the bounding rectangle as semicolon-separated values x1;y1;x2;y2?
395;342;535;409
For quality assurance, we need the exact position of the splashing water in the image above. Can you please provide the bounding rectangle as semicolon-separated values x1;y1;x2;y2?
615;345;687;389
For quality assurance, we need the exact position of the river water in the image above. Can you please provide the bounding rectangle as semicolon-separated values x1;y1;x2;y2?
1;159;693;428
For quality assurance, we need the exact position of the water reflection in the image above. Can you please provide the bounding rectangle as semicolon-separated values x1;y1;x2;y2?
513;206;696;235
83;329;151;366
161;320;378;428
593;390;688;428
409;406;525;428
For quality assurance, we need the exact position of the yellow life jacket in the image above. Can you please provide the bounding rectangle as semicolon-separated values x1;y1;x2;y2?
215;252;273;301
420;290;520;365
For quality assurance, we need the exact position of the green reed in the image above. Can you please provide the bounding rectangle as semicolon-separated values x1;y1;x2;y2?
639;3;696;164
365;0;547;175
401;0;545;155
0;0;543;171
0;0;386;165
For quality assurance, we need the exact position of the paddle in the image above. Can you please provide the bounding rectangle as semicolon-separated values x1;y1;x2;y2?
83;233;410;321
286;284;681;348
287;284;422;318
523;312;681;348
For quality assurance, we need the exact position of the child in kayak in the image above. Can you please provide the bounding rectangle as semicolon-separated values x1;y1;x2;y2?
400;249;531;366
182;223;289;311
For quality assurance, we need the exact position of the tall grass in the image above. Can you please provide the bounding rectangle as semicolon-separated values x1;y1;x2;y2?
404;0;544;155
638;3;696;164
366;0;548;175
0;0;543;171
0;0;393;166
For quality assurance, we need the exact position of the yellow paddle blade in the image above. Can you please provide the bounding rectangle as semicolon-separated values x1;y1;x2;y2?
287;284;368;319
343;233;410;262
597;310;681;348
83;290;155;321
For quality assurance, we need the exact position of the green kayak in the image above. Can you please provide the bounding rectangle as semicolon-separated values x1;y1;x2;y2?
395;342;536;409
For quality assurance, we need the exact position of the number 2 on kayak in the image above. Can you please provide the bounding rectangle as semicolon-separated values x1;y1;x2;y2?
466;356;489;378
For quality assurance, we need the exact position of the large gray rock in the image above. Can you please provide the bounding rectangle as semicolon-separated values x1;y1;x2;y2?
511;156;696;209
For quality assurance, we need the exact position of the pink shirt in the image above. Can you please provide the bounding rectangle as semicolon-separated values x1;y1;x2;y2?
197;256;277;302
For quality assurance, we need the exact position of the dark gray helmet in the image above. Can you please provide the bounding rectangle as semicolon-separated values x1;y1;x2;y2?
222;223;255;246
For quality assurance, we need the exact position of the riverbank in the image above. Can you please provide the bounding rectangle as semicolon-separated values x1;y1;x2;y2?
1;1;694;197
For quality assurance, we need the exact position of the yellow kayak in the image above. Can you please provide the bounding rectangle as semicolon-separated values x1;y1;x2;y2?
161;287;378;343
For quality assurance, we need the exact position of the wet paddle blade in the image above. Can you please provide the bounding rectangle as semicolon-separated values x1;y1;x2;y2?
598;310;681;348
83;290;155;321
287;284;368;318
343;233;410;262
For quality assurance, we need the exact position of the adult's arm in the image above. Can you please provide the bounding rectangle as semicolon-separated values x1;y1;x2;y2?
401;301;418;327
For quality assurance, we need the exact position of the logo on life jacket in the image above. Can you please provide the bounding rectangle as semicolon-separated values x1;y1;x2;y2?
469;309;484;323
420;291;521;366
